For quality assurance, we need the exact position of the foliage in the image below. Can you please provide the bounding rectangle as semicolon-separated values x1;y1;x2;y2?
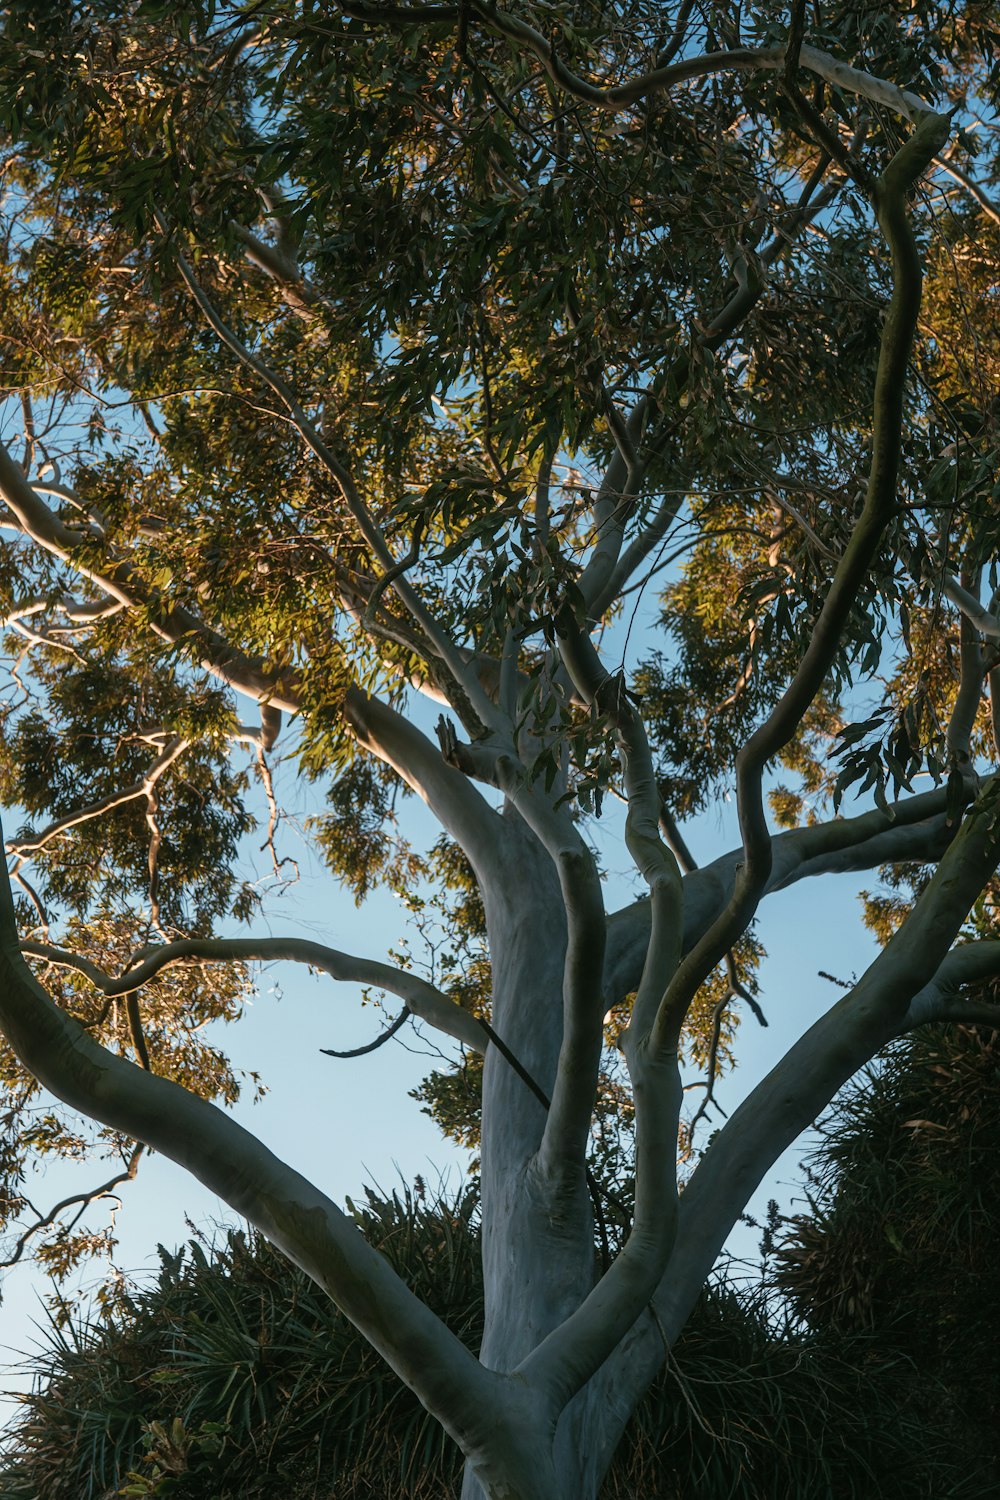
771;1023;1000;1484
0;1183;973;1500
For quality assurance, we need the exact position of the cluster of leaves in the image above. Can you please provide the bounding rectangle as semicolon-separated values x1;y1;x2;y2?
0;0;997;833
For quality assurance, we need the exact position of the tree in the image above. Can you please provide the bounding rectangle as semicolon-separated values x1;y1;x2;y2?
0;2;999;1495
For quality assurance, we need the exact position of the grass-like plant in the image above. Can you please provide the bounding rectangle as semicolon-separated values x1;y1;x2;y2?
0;1177;975;1499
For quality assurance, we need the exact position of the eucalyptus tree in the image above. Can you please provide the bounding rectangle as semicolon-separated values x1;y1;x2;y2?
1;2;1000;1497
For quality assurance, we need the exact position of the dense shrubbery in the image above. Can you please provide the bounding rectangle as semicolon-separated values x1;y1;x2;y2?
0;1169;981;1500
772;1024;1000;1490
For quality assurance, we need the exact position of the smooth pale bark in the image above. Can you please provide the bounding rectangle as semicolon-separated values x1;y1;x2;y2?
457;807;616;1500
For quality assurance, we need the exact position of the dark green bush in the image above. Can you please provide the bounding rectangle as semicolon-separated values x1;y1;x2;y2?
0;1179;975;1500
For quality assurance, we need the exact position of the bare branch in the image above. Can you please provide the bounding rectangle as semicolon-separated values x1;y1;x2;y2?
0;1142;144;1271
5;736;190;862
23;933;487;1055
321;1005;412;1057
591;780;1000;1466
439;6;939;121
229;220;330;321
938;570;1000;641
676;779;1000;1261
934;152;1000;226
554;614;683;1045
654;0;696;67
495;750;607;1176
947;595;985;770
904;939;1000;1027
510;622;685;1414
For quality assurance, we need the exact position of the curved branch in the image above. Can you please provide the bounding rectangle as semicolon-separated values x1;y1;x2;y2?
554;615;683;1046
934;153;1000;227
604;785;957;1010
588;779;1000;1468
904;940;1000;1027
229;220;330;320
651;105;950;1045
345;687;506;874
321;1005;411;1057
451;5;937;120
675;774;1000;1285
938;570;1000;641
0;440;300;713
23;934;487;1055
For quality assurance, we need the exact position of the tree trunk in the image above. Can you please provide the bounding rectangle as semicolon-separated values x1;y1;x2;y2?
460;1412;608;1500
463;820;605;1498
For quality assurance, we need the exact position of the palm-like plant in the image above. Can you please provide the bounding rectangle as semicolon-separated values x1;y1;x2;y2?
773;1024;1000;1489
0;1179;976;1500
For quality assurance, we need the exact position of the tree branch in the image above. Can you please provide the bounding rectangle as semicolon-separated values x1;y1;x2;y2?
947;595;984;771
4;736;190;861
604;785;957;1010
582;147;841;619
0;439;300;712
675;773;1000;1284
344;687;506;875
511;621;684;1414
23;934;487;1054
650;105;950;1044
229;220;330;321
934;153;1000;227
438;7;939;122
321;1005;412;1057
938;569;1000;641
0;1142;144;1271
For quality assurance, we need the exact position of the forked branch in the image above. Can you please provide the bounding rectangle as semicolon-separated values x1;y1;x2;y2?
0;1142;144;1272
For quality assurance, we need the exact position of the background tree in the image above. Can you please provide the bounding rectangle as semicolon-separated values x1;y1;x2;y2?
0;2;999;1496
